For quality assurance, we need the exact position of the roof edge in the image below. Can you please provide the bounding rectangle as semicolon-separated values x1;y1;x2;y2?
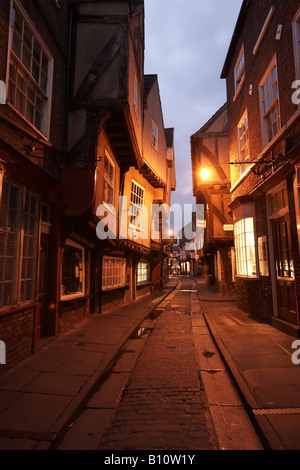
220;0;251;79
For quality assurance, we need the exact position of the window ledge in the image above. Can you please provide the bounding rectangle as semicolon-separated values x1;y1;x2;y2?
102;284;129;292
137;281;153;290
60;293;86;302
0;301;38;318
235;275;258;280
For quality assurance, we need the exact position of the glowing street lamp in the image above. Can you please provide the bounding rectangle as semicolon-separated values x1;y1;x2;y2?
200;168;210;180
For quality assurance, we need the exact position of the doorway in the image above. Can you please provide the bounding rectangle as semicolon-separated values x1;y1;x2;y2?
272;215;298;325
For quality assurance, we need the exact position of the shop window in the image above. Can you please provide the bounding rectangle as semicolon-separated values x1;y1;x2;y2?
7;1;53;137
234;217;257;277
137;260;150;284
61;240;85;299
0;178;39;308
102;257;126;290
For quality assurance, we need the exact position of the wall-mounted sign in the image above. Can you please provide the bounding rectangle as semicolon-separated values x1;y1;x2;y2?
223;224;234;231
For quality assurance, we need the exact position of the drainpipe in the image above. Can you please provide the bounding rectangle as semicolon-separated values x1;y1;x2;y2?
64;0;78;153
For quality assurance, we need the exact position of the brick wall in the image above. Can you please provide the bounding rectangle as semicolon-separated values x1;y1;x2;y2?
101;289;126;313
59;299;86;334
0;307;34;370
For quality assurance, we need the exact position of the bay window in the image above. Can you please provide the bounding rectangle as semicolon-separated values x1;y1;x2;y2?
234;217;257;277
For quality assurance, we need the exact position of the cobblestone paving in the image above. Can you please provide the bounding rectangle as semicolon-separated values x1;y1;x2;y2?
98;284;218;450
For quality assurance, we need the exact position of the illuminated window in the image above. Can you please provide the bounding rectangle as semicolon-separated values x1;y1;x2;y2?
103;151;115;206
237;112;249;175
137;260;150;284
129;180;145;230
61;240;85;299
7;1;53;137
234;218;257;277
259;58;280;146
102;257;126;290
152;120;158;150
258;236;269;276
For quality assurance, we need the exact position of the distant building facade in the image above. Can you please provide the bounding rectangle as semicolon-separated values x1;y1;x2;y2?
191;104;234;295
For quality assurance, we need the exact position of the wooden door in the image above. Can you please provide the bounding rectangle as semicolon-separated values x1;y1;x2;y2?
272;215;298;325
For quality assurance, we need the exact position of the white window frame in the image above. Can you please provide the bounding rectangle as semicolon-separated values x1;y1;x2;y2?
133;72;139;119
237;111;250;176
103;150;115;208
258;56;281;149
6;0;54;138
234;217;258;278
292;8;300;83
137;260;150;284
253;6;275;56
0;177;40;309
258;236;269;276
152;120;158;150
233;45;245;101
61;239;85;301
102;256;126;291
129;179;145;231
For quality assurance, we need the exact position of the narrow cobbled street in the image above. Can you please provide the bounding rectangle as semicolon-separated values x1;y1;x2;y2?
97;278;217;451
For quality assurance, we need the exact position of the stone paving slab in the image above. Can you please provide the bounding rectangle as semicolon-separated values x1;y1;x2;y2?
196;279;300;450
0;280;178;449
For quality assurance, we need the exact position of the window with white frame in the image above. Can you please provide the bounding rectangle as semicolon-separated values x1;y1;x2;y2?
102;257;126;290
292;8;300;81
237;111;250;175
234;45;245;98
137;260;150;284
61;240;85;299
129;180;145;230
0;178;39;308
7;1;53;137
234;217;257;277
152;120;158;150
103;151;115;206
258;236;269;276
133;72;139;119
259;58;280;146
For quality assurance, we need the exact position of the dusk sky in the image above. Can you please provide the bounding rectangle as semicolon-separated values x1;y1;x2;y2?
144;0;242;212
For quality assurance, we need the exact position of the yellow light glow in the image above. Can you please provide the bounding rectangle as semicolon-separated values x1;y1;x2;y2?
200;168;210;180
168;229;173;236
